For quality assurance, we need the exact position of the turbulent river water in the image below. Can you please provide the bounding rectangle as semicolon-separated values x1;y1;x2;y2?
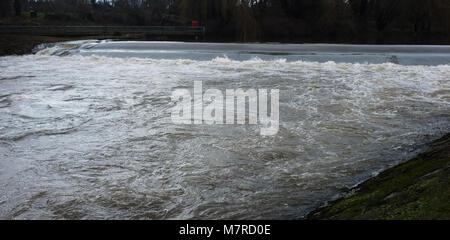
0;41;449;219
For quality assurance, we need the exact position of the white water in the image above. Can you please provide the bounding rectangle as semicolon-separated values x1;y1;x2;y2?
0;41;449;219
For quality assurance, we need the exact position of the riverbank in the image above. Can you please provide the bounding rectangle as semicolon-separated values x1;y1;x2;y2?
307;133;450;220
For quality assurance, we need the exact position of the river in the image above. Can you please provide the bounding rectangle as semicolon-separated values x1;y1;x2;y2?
0;41;449;219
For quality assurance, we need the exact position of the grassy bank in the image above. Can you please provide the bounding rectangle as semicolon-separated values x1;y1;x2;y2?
308;133;450;220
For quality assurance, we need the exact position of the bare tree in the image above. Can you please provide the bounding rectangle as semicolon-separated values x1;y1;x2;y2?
0;0;13;17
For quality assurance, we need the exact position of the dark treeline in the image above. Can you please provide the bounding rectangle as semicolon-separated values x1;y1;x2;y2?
1;0;450;43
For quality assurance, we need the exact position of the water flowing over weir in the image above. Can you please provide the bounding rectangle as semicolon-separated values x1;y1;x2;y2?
0;41;450;219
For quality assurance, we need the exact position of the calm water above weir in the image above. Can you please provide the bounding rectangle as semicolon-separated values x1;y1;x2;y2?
0;41;449;219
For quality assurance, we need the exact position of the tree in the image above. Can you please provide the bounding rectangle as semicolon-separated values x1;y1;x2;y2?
349;0;369;30
14;0;21;16
0;0;13;18
235;0;260;41
372;0;401;32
